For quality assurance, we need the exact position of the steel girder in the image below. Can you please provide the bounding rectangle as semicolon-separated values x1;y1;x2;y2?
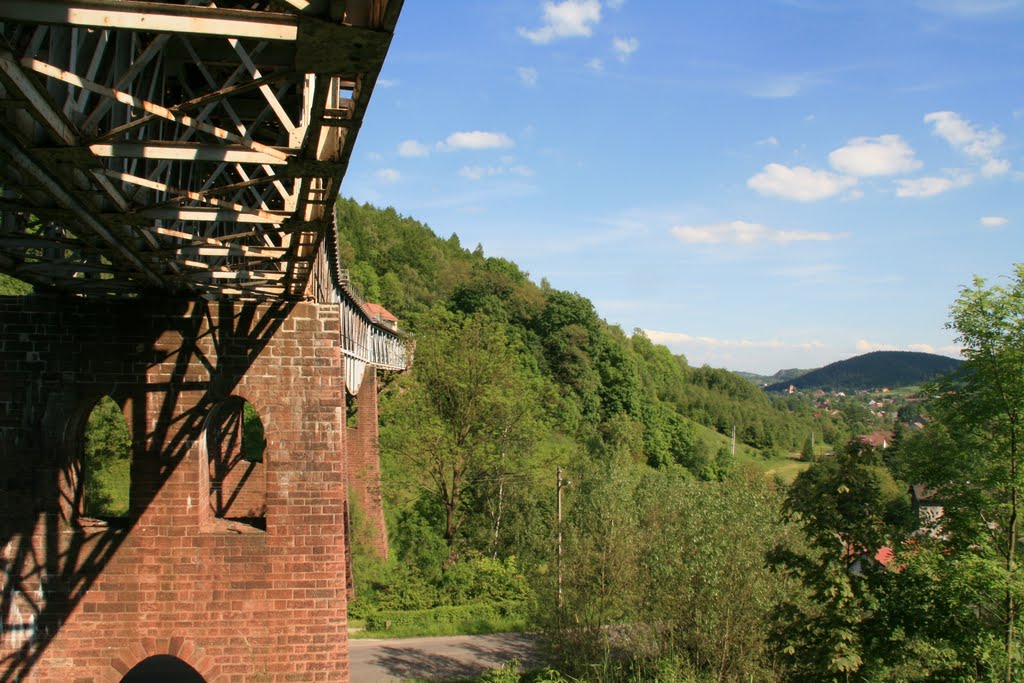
0;0;401;301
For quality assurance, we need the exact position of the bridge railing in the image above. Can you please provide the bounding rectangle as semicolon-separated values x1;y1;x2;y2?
309;223;408;393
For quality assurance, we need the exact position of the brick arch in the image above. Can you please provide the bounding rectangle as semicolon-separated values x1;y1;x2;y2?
53;387;137;525
100;637;221;683
199;394;268;530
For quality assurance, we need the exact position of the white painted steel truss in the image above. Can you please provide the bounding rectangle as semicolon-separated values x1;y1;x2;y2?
309;225;406;390
0;0;407;376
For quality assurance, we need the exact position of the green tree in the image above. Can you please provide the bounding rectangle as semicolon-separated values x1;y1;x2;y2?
897;265;1024;681
801;433;816;462
0;272;32;295
83;396;131;517
549;464;798;681
382;309;547;562
775;447;910;681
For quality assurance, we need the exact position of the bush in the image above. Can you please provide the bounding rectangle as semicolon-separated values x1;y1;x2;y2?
350;563;440;617
364;600;528;633
440;555;531;605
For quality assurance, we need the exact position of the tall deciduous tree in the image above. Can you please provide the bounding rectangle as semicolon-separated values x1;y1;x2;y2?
909;265;1024;681
776;451;894;680
383;308;547;562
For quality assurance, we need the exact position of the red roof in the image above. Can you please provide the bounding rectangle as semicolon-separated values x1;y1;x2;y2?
859;430;893;448
364;302;398;323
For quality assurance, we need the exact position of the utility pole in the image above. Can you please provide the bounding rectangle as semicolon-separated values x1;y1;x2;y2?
557;467;565;609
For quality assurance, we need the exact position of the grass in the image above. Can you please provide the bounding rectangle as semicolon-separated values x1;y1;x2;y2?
747;451;812;484
350;615;528;640
87;456;131;517
689;421;811;484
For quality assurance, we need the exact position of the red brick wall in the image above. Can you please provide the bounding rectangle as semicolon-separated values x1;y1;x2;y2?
347;367;389;560
0;295;350;682
206;398;267;522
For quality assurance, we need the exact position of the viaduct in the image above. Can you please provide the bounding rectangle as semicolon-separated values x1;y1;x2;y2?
0;1;404;680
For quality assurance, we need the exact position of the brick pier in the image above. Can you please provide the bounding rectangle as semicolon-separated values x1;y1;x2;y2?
1;294;386;682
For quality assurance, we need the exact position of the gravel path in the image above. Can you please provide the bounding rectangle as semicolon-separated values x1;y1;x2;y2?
347;632;543;682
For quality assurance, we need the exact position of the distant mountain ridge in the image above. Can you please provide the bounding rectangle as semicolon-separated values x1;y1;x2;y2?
764;350;962;393
737;367;814;386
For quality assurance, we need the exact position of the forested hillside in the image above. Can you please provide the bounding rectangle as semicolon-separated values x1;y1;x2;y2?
765;350;962;392
738;367;813;386
335;198;838;468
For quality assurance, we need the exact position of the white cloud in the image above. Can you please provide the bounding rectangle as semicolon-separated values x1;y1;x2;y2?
459;163;534;181
828;135;922;177
518;66;539;87
397;139;430;158
376;78;399;88
925;111;1004;157
981;215;1009;227
375;168;401;183
747;163;858;201
925;111;1010;174
612;36;639;62
519;0;601;44
670;220;846;245
756;136;779;146
748;74;818;99
858;339;961;357
586;57;604;72
366;151;383;161
856;339;899;353
895;172;973;198
644;329;827;352
983;158;1011;177
439;131;514;151
459;166;488;181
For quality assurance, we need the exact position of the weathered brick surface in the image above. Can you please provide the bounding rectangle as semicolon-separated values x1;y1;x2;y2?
0;295;357;682
347;368;389;560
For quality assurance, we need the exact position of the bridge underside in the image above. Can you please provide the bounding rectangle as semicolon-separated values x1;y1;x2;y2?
0;0;399;299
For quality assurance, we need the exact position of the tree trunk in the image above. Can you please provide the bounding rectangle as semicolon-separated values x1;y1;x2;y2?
1008;446;1018;683
444;463;461;565
1008;484;1017;683
491;477;504;560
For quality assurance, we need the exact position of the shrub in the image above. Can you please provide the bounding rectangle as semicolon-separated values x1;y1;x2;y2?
364;600;528;633
440;555;531;605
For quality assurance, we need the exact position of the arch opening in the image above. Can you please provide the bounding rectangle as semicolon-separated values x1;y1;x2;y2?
346;390;358;428
206;396;267;530
120;654;206;682
80;395;131;523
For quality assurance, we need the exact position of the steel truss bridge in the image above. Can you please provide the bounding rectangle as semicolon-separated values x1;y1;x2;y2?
0;0;406;386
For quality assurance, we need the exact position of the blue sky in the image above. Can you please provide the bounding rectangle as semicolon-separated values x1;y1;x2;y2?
342;0;1024;375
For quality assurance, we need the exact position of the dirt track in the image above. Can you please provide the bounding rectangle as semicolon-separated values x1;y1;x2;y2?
347;632;543;682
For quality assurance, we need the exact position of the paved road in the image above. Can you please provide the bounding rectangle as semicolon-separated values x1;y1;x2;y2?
348;632;543;682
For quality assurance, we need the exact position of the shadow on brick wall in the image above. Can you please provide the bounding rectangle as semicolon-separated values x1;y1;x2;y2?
0;294;294;681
